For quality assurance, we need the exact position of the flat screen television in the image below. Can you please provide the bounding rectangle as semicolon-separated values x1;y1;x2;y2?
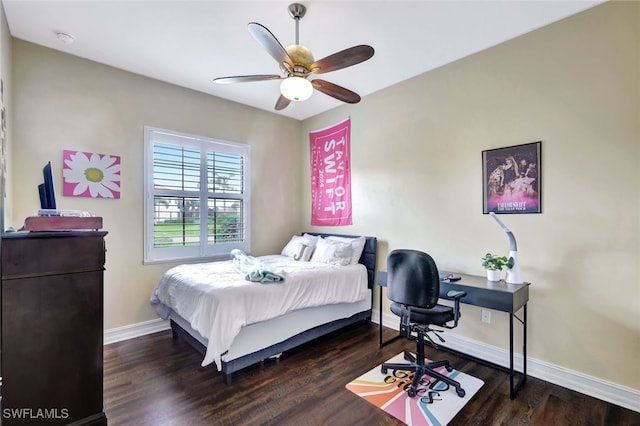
38;161;57;211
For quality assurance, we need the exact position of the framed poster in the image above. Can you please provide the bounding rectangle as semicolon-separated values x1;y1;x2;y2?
482;141;541;214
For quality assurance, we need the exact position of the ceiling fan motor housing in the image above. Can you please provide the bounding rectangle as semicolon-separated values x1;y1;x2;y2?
285;45;314;75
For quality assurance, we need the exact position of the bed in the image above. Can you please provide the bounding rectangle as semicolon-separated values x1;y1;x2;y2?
150;232;377;385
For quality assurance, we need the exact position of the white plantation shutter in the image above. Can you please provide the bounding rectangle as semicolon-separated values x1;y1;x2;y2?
144;126;250;263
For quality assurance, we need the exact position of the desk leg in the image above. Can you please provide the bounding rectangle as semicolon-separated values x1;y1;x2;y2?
378;285;401;347
379;286;383;346
509;303;528;399
523;304;528;382
510;312;514;397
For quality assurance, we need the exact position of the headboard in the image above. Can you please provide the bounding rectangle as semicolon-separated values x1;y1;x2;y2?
304;232;377;289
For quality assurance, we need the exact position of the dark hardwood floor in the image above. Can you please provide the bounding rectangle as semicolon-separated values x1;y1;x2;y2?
104;322;640;425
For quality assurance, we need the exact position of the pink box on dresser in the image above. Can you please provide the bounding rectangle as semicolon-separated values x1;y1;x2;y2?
24;215;103;231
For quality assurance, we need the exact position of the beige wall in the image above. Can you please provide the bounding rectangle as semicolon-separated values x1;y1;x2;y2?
5;0;639;392
303;1;639;389
0;3;12;230
10;40;302;328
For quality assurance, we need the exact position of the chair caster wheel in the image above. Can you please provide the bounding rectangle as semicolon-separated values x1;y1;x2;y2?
408;388;417;398
445;365;453;372
456;388;466;397
381;367;387;375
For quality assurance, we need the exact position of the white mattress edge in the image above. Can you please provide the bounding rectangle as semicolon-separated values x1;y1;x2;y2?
169;290;372;362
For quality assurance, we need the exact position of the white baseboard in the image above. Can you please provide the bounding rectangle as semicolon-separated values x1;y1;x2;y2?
104;318;170;345
372;309;640;413
104;314;639;413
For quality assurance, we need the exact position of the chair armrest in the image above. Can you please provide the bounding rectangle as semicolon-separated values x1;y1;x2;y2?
446;290;466;300
443;290;467;328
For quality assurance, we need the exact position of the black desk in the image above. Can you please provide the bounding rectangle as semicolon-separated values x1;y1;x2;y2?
377;271;529;399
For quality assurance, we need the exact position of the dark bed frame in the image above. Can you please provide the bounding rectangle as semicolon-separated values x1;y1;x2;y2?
170;233;377;385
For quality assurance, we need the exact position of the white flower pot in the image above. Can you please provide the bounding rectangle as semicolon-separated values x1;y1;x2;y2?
486;269;501;281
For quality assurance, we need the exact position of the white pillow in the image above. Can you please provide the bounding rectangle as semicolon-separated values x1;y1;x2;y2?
325;236;366;265
281;235;317;261
301;233;321;259
302;233;320;247
310;238;352;266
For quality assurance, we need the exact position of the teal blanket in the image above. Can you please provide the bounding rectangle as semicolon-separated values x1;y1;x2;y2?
230;249;285;283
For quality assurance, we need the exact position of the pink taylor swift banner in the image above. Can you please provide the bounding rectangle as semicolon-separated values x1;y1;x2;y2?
309;117;352;226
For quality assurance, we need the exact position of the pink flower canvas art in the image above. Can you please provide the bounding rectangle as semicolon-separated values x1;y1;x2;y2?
63;150;121;199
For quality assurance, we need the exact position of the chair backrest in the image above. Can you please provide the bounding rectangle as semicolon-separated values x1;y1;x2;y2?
387;249;440;309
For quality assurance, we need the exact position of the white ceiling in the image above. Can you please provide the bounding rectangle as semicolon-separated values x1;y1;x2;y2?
2;0;603;121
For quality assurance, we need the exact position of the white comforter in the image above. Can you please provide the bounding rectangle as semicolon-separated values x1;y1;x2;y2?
150;255;368;369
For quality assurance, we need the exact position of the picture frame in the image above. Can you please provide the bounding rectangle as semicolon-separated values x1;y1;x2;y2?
63;150;121;199
482;141;541;214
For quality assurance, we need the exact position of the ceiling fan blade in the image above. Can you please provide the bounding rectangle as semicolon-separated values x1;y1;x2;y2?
248;22;294;70
213;75;282;84
310;45;374;74
311;79;361;104
275;94;291;111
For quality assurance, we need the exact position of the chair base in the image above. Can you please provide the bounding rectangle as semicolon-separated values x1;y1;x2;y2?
381;350;466;398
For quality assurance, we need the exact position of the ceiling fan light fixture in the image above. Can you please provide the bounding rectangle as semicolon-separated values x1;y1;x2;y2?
280;76;313;101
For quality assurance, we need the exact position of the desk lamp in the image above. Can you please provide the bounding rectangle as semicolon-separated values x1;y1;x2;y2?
489;212;523;284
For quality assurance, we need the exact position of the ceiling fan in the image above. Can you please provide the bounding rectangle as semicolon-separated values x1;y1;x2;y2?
213;3;374;111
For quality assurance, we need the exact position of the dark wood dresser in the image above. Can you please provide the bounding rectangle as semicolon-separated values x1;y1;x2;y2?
1;231;108;425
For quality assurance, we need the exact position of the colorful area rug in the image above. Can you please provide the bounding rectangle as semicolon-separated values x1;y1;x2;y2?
346;352;484;426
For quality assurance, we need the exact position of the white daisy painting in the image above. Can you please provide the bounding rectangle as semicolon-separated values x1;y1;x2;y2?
63;150;121;199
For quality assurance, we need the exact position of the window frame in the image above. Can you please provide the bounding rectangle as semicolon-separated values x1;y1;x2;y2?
143;126;251;264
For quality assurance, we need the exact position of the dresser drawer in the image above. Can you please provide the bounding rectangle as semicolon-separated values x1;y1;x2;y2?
1;233;106;279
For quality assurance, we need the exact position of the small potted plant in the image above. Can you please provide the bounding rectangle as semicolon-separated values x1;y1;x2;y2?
481;253;513;281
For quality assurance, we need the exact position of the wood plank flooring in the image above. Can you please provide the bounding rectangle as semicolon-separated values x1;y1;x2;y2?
103;322;640;425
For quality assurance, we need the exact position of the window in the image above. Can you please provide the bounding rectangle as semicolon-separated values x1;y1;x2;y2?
143;126;250;263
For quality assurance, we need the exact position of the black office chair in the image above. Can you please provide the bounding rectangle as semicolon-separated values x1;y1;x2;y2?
381;249;467;398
